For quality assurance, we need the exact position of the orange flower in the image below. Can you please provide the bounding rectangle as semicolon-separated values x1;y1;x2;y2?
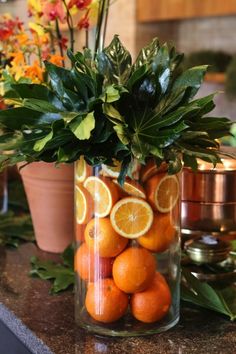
48;54;65;66
25;61;44;83
16;33;30;46
9;52;25;66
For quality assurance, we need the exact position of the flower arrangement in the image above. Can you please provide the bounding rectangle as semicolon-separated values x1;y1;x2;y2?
0;32;232;180
0;0;106;92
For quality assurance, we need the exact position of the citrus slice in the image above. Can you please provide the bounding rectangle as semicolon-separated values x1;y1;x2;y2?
75;185;94;224
101;160;122;178
114;178;146;199
140;159;168;183
84;176;119;217
110;197;154;239
75;156;92;183
146;173;179;213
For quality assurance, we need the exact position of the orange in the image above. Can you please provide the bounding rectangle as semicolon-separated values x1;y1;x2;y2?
100;160;122;178
146;173;179;213
74;243;113;281
75;156;92;183
84;176;119;217
84;217;128;257
85;278;129;323
113;178;146;199
140;159;168;183
75;223;86;242
130;272;171;323
110;197;153;239
75;185;94;224
112;247;156;293
137;213;175;253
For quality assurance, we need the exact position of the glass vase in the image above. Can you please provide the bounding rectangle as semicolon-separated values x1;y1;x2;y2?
74;157;181;337
0;169;7;214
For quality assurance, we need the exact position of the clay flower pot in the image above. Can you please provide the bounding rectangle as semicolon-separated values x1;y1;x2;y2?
18;162;74;253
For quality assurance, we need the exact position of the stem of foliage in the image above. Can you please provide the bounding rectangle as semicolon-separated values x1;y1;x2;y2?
49;29;56;55
94;0;108;57
102;0;110;49
62;0;75;52
55;19;65;67
85;29;89;49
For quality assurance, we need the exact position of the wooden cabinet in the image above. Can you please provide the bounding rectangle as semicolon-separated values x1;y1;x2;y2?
137;0;236;22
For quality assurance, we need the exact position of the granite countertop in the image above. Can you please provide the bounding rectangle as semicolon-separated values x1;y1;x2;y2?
0;243;236;354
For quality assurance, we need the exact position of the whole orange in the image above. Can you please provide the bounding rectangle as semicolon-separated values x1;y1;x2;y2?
112;247;156;293
85;218;128;257
74;243;113;281
130;272;171;323
85;278;129;323
138;213;175;252
75;223;86;242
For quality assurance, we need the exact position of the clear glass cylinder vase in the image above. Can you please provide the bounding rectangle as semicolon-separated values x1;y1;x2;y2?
0;169;7;214
74;157;181;337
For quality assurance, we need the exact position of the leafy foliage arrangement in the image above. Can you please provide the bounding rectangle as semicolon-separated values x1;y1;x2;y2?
0;36;232;179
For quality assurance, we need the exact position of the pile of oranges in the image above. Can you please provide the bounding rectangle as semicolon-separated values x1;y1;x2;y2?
74;157;179;324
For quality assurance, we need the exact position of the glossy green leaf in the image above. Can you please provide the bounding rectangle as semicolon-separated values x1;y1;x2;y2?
181;269;236;321
70;112;95;140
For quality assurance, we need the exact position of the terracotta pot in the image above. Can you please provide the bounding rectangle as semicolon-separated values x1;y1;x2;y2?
18;162;74;253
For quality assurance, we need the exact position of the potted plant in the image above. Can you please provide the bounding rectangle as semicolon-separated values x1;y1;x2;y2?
0;19;233;335
0;1;100;252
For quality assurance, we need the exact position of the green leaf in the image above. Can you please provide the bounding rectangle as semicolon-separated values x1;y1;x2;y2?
133;38;160;70
0;108;60;129
30;246;75;294
101;85;121;103
127;64;149;89
173;65;208;101
10;98;63;114
0;212;34;248
33;131;53;152
97;35;132;84
9;83;51;100
113;124;129;145
103;103;124;122
181;269;236;321
70;112;95;140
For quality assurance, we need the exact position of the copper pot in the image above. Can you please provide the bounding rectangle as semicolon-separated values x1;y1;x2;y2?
182;148;236;233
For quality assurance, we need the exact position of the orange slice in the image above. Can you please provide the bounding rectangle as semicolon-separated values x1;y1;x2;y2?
114;178;146;199
75;185;94;224
83;176;119;217
110;197;154;239
100;160;122;178
146;173;179;213
140;159;168;183
75;156;92;183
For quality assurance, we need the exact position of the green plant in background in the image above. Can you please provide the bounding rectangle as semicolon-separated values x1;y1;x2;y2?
184;50;232;73
226;57;236;99
0;37;232;182
0;179;34;247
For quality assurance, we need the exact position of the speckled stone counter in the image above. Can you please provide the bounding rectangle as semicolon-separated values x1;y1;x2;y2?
0;243;236;354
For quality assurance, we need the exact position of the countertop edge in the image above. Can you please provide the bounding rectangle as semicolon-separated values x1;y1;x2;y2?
0;302;53;354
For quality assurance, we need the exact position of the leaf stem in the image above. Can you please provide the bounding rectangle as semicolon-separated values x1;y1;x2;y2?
55;19;65;67
62;0;75;52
